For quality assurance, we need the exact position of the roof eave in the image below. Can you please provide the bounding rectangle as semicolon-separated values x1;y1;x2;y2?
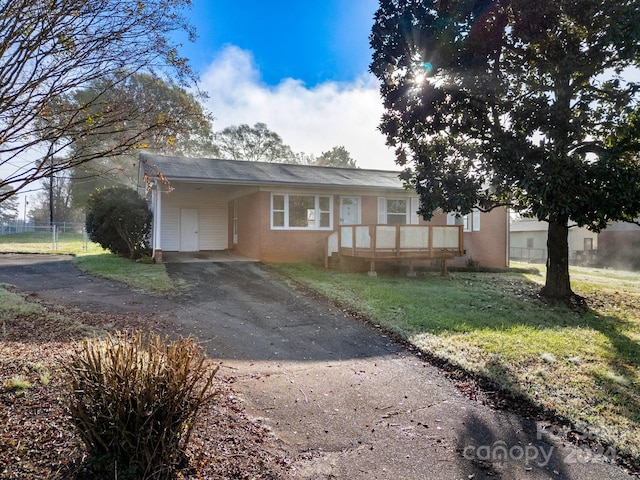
161;176;408;192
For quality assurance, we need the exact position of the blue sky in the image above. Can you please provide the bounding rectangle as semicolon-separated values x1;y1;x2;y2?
4;1;396;217
179;0;378;86
171;0;397;171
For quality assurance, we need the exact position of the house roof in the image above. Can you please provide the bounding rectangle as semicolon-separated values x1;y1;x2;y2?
140;153;405;191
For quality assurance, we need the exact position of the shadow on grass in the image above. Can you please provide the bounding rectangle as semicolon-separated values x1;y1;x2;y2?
303;267;640;468
408;271;640;468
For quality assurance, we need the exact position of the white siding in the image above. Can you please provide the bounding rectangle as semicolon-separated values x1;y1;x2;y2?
160;189;228;251
162;207;181;250
199;198;228;249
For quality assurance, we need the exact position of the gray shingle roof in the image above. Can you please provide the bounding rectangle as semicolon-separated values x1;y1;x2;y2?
140;153;405;190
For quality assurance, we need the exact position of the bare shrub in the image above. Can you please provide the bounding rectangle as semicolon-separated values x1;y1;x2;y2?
65;331;218;479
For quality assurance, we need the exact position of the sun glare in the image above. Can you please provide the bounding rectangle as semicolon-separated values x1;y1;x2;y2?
412;61;434;86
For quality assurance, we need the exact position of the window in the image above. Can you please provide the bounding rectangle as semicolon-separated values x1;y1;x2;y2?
526;237;534;249
377;197;419;225
584;238;593;251
271;193;333;230
272;194;285;227
386;199;407;225
447;209;481;232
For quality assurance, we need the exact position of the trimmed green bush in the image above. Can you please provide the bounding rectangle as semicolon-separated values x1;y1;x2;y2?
85;187;152;259
65;331;218;479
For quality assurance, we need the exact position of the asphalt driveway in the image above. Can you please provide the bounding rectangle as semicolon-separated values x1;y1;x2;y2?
0;254;633;480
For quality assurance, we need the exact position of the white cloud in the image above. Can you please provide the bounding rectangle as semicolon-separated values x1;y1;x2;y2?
200;45;398;170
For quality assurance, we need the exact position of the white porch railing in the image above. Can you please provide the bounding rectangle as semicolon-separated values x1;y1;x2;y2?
325;224;463;274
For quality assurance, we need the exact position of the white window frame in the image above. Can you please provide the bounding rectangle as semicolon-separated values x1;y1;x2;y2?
377;197;419;225
447;208;481;232
270;193;333;230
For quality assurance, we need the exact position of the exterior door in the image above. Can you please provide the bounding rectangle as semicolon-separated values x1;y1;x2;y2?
340;197;361;225
180;208;199;251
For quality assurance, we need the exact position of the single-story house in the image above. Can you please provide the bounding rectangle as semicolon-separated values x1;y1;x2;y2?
597;221;640;270
138;153;509;269
510;219;597;264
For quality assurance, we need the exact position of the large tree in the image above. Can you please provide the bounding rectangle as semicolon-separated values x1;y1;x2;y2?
29;172;82;224
0;0;197;204
214;123;297;163
67;73;215;208
314;146;358;168
370;0;640;300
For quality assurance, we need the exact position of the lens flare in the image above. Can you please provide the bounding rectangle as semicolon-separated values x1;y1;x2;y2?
421;62;434;75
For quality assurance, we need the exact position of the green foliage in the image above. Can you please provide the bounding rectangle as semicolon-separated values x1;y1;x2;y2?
68;73;216;209
85;187;152;260
214;122;297;163
0;182;18;223
314;145;358;168
370;0;640;298
65;331;219;480
0;0;197;205
4;375;32;395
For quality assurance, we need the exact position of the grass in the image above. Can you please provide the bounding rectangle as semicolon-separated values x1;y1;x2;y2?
0;232;175;294
73;255;175;294
0;232;104;255
274;261;640;465
3;231;637;465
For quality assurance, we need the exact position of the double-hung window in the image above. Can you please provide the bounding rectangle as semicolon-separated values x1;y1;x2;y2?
446;209;481;232
377;197;419;225
271;193;333;230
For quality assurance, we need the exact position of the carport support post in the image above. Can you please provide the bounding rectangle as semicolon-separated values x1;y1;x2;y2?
151;183;163;263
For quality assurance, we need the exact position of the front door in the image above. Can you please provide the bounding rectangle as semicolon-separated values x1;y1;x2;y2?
340;197;361;225
180;208;199;252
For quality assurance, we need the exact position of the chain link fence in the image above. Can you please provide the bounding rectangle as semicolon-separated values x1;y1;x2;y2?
0;221;85;236
0;221;90;252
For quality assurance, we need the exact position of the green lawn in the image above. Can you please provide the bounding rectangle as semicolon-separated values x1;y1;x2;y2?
3;231;637;463
0;232;174;294
0;231;104;255
274;262;640;465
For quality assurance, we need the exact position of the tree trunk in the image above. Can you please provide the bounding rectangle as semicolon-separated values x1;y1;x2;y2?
541;220;574;299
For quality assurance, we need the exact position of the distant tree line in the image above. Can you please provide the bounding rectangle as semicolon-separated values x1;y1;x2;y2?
24;76;358;224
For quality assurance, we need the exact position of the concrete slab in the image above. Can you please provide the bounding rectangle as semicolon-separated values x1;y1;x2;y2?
162;250;257;263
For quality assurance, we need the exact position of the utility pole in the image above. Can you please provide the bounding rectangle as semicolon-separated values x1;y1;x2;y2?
49;155;54;226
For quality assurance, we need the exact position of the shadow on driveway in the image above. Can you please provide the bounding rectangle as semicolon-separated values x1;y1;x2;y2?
0;254;634;479
0;254;401;362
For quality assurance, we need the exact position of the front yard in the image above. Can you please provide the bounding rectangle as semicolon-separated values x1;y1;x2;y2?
1;230;638;475
275;262;640;470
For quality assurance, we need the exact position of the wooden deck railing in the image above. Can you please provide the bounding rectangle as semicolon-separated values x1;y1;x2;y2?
325;224;463;274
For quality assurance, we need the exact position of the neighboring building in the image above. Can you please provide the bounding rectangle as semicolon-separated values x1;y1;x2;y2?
139;154;509;269
510;219;597;264
597;221;640;270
